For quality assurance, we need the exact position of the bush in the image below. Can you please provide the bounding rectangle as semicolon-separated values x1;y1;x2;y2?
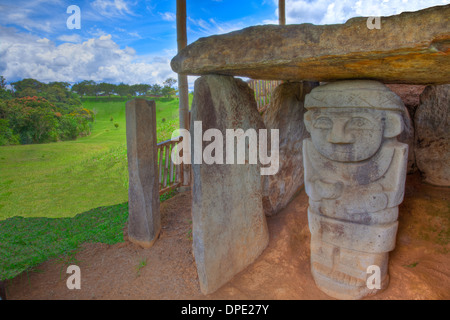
58;115;79;140
0;119;20;146
0;97;94;144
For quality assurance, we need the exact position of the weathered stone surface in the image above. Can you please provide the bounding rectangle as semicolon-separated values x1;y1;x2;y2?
126;99;161;248
398;104;415;174
303;80;408;300
386;85;427;173
262;81;318;216
171;5;450;84
415;84;450;186
191;75;269;294
385;85;426;118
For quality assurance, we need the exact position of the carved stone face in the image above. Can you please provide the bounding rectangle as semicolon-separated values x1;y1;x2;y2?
307;108;385;162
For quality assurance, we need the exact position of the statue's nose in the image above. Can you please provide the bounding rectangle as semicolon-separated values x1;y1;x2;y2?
327;120;355;144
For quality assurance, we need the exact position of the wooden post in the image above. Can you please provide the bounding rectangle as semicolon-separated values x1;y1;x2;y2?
279;0;286;25
0;280;6;300
177;0;190;187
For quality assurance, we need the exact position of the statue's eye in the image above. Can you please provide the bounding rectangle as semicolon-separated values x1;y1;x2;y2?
347;117;372;129
313;117;332;129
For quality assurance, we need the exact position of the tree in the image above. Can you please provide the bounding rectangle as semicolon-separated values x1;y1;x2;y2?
163;77;177;88
161;85;176;99
98;82;115;96
138;84;151;96
116;83;131;97
71;80;97;96
149;84;162;96
48;82;71;89
0;76;7;89
0;76;12;100
11;78;44;97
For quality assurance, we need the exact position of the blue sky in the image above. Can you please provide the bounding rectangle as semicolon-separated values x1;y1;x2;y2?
0;0;448;86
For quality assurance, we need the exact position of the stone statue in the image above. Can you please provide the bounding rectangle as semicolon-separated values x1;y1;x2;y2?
303;80;409;299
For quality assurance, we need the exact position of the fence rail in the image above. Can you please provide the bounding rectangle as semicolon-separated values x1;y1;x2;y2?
157;136;184;195
247;80;282;113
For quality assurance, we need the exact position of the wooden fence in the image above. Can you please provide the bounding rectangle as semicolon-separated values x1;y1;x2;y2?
157;136;184;195
247;80;282;113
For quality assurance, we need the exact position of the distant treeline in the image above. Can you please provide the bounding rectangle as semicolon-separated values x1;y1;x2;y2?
0;77;93;145
71;77;177;98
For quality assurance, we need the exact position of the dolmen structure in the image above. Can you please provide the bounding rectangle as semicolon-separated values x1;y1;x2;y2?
168;4;449;299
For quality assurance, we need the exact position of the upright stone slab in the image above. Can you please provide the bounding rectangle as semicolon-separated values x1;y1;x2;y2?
415;84;450;186
191;75;269;294
126;99;161;248
303;81;408;300
262;81;318;216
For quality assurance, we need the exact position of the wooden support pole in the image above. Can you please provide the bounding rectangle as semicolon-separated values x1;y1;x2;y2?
279;0;286;25
177;0;190;187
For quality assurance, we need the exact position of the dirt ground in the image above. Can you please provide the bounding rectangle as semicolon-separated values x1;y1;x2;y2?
5;172;450;300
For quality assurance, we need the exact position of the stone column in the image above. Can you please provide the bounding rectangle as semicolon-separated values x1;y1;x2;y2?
126;99;161;248
191;75;269;294
303;80;408;299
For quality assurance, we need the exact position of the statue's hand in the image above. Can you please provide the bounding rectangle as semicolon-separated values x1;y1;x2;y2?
342;191;388;214
366;192;388;212
315;179;343;199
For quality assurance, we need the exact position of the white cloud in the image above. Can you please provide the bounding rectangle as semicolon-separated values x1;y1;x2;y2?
91;0;135;18
57;34;82;43
160;12;176;21
271;0;449;25
188;17;246;36
0;26;177;85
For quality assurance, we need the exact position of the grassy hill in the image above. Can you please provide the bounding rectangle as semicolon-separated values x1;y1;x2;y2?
0;96;184;220
0;95;192;280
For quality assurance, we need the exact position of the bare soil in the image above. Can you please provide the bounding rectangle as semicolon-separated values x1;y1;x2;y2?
5;173;450;300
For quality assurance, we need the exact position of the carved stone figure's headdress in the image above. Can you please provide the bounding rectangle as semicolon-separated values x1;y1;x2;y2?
304;80;405;112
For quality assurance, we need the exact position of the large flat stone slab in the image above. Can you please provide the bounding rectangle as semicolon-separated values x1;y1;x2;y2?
171;5;450;84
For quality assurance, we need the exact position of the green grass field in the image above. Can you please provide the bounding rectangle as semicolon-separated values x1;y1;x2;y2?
0;96;182;220
0;95;190;281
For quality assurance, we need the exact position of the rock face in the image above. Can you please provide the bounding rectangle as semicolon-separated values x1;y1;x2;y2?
398;104;415;174
171;5;450;84
191;75;269;294
385;85;426;118
126;99;161;248
415;84;450;186
262;81;318;216
303;81;408;299
386;84;427;173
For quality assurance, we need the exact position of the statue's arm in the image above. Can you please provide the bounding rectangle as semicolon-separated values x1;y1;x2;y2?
337;143;409;213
